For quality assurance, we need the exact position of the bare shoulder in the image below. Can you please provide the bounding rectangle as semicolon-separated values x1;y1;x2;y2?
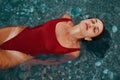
61;14;74;26
61;14;72;19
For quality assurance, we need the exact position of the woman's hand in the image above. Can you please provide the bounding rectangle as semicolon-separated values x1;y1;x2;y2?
20;58;61;70
40;58;61;65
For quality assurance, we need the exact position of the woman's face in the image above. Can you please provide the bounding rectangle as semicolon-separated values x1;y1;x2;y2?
79;18;104;38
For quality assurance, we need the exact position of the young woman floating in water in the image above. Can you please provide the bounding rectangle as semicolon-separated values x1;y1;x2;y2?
0;14;104;69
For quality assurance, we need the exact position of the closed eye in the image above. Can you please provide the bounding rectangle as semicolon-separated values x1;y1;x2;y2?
91;20;96;24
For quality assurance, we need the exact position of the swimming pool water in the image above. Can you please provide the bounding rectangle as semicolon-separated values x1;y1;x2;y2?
0;0;120;80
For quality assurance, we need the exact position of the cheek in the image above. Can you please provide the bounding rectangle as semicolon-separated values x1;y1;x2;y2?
86;30;95;37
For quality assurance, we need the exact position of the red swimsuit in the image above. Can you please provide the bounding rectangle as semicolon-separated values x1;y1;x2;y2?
0;18;80;56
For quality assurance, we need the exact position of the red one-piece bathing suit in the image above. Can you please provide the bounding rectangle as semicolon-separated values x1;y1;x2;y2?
0;18;80;56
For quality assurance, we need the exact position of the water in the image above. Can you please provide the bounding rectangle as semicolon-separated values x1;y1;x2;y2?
0;0;120;80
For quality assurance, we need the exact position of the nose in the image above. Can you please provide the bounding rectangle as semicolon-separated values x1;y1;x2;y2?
92;25;96;28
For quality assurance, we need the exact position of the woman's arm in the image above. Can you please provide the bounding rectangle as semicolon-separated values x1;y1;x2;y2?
56;51;80;64
21;51;80;70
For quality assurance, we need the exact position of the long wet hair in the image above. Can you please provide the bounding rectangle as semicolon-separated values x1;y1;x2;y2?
81;28;111;58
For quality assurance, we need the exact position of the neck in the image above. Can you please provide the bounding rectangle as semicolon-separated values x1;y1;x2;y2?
69;24;84;39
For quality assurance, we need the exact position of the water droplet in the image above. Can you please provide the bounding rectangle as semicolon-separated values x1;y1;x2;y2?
62;72;65;75
83;15;90;19
112;25;118;33
29;7;34;13
68;61;72;63
38;17;41;20
40;4;46;13
109;71;114;79
33;0;37;4
68;76;72;79
21;12;25;15
103;69;109;74
16;12;19;15
95;61;101;67
71;7;82;17
76;75;81;78
29;79;35;80
62;78;65;80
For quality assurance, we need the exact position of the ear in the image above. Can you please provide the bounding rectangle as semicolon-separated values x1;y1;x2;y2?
84;37;92;41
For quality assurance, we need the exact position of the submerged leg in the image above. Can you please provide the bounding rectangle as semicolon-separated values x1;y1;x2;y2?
0;50;33;69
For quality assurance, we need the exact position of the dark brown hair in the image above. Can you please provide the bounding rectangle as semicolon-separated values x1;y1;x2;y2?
81;29;111;58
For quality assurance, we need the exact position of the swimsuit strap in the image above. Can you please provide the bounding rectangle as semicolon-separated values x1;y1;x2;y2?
53;18;80;53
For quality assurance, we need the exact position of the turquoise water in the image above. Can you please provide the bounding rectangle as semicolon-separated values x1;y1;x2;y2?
0;0;120;80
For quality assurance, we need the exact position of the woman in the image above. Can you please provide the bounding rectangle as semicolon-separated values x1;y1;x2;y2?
0;14;104;69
